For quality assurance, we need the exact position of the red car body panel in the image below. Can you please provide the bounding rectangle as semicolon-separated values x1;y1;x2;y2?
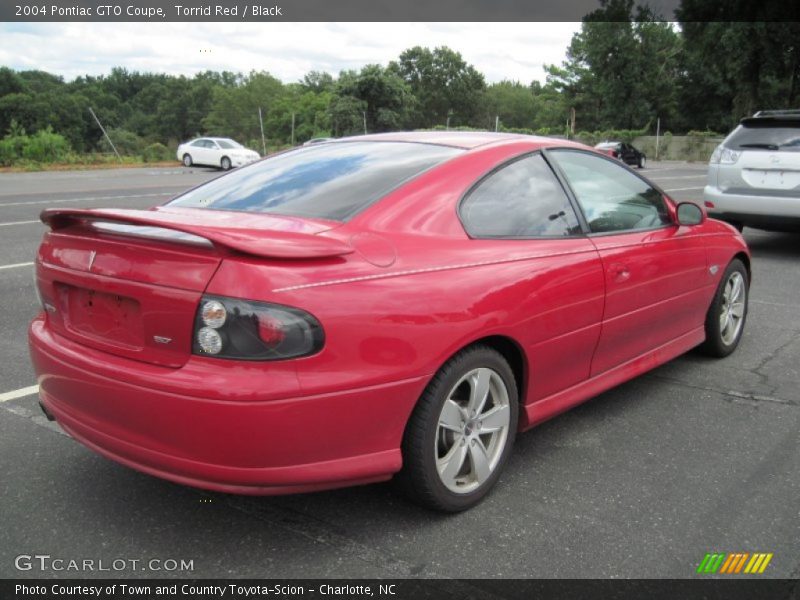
29;133;750;495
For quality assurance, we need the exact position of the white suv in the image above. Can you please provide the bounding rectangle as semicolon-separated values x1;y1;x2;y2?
704;110;800;232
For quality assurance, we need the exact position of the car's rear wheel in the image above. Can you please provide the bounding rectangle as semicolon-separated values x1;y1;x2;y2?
700;258;748;357
396;345;518;512
182;154;193;167
221;156;232;171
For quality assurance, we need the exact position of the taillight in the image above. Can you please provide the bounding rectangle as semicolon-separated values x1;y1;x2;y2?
710;144;740;165
193;295;324;361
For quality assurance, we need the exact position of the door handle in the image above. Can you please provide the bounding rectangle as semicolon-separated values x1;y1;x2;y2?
609;263;631;282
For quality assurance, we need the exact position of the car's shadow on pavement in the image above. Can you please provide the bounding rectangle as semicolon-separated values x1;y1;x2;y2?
43;350;799;579
743;230;800;258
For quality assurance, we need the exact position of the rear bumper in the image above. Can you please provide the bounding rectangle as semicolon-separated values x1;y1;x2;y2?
29;318;425;495
704;185;800;230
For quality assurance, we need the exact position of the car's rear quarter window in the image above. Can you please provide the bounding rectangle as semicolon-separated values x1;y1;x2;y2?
168;141;463;221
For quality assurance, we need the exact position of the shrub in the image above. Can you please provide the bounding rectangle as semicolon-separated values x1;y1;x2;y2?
686;130;724;162
0;135;25;166
0;126;72;165
21;127;71;162
97;128;145;156
141;142;172;163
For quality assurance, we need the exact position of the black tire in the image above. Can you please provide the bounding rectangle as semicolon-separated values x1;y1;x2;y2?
638;155;646;169
395;345;519;512
699;258;749;358
182;154;193;167
221;156;232;170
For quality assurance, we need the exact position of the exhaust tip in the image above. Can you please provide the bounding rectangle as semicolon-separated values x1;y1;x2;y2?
38;401;56;422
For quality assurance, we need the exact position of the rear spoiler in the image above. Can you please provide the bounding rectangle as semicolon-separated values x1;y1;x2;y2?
40;208;354;260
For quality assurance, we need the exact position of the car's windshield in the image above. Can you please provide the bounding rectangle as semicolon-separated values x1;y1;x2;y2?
216;139;243;149
167;141;463;221
727;122;800;152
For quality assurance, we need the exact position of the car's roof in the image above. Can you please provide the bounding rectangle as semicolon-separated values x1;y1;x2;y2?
337;131;568;150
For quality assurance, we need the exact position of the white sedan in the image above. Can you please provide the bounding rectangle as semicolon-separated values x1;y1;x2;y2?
177;137;260;170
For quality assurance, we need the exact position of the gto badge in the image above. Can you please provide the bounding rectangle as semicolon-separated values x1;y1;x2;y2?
153;336;172;344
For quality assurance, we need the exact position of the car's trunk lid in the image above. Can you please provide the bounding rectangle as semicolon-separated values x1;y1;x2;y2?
36;207;349;367
733;151;800;193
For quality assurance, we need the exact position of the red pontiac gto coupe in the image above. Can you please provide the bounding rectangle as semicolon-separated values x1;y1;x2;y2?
29;132;750;511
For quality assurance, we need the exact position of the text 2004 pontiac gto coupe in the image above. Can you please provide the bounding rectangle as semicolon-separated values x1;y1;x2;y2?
29;132;750;511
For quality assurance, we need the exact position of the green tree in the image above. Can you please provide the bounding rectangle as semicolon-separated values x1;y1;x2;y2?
333;65;414;134
484;81;539;130
0;67;26;96
329;94;367;137
203;71;284;142
677;1;800;130
301;70;335;94
389;46;486;128
546;0;680;131
265;85;333;144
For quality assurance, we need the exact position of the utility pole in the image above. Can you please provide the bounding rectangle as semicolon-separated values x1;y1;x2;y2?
655;117;661;161
258;107;267;156
446;109;453;131
291;112;295;146
494;115;499;132
362;111;367;135
88;107;121;161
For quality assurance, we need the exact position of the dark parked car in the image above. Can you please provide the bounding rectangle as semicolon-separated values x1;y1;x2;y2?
595;141;647;168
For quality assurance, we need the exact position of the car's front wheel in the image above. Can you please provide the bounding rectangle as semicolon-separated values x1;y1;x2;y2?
221;156;232;170
700;258;748;357
638;155;646;169
182;154;193;167
396;345;518;512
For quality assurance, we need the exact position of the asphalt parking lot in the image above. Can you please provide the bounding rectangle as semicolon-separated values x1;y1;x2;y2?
0;161;797;580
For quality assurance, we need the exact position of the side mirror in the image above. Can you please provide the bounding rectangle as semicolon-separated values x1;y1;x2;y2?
676;202;705;226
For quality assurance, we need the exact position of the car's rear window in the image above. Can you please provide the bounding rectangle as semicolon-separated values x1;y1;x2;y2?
167;141;463;221
727;120;800;152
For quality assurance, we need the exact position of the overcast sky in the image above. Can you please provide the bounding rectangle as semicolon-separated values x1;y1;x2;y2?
0;22;580;84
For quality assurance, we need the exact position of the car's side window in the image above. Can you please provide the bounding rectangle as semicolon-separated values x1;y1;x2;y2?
460;153;581;238
549;150;671;234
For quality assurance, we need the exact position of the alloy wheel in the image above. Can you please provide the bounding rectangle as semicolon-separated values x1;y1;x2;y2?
435;367;511;494
719;271;746;346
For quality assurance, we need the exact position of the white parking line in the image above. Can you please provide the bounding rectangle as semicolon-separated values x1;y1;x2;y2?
0;262;34;270
0;385;39;403
664;186;704;192
0;191;174;208
648;174;708;181
645;166;708;173
0;220;39;227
